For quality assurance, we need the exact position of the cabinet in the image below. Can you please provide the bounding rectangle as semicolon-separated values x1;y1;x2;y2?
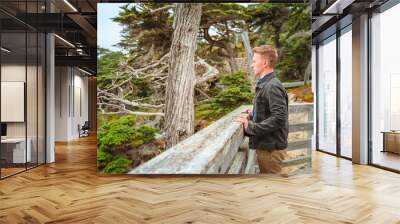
382;131;400;154
0;138;32;166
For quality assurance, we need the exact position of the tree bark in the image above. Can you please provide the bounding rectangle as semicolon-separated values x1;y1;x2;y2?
227;51;239;73
222;42;238;73
273;27;281;49
164;3;202;148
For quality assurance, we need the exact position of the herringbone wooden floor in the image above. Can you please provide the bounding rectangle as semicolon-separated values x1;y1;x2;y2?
1;136;400;224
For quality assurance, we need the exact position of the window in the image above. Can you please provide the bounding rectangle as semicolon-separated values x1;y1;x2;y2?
317;35;337;155
370;2;400;171
339;27;352;158
0;1;47;179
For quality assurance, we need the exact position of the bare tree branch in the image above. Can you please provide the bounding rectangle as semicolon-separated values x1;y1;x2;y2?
104;75;133;91
142;4;175;14
195;57;219;85
196;87;211;99
101;111;165;117
97;52;219;121
98;88;164;109
98;102;164;117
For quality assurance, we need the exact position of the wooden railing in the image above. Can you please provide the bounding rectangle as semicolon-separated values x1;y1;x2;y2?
282;81;311;88
285;102;313;168
129;103;313;175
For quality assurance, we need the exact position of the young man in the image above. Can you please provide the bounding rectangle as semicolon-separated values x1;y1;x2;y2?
235;45;289;174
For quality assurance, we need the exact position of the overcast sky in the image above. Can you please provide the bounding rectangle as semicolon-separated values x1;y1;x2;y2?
97;3;125;52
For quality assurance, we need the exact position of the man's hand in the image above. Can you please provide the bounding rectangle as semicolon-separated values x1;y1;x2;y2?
245;108;253;120
234;114;249;129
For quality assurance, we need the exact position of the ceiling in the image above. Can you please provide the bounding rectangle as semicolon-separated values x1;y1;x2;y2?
311;0;390;43
0;0;97;75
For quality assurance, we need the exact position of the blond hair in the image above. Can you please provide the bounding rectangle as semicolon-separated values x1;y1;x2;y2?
252;45;279;68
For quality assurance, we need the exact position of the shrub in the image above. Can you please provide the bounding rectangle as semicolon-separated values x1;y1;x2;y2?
196;71;254;121
97;149;113;169
97;115;159;174
98;115;158;152
102;155;133;174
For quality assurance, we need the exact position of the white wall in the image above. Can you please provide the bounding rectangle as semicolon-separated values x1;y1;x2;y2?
55;67;89;141
55;66;69;141
72;72;89;138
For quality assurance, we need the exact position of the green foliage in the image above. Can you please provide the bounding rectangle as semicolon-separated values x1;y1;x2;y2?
246;4;311;82
247;4;289;48
98;115;137;148
97;148;113;169
102;155;133;174
97;114;118;133
131;78;153;98
196;72;254;121
97;48;154;100
111;3;311;82
97;47;125;89
202;3;251;25
284;5;311;36
277;31;311;81
97;115;159;174
277;4;311;81
130;126;160;147
98;115;158;151
113;3;173;56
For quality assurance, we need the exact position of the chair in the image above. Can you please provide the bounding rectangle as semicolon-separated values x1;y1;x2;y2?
79;121;90;138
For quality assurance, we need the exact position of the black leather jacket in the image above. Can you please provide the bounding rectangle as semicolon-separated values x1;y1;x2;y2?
244;73;289;151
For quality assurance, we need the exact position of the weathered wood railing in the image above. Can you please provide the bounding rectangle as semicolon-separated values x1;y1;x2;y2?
283;81;311;88
285;102;313;170
244;103;313;175
129;103;313;175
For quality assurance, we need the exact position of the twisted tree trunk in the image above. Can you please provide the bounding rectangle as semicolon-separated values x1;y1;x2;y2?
240;31;255;86
227;48;239;73
203;28;239;74
164;3;202;148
